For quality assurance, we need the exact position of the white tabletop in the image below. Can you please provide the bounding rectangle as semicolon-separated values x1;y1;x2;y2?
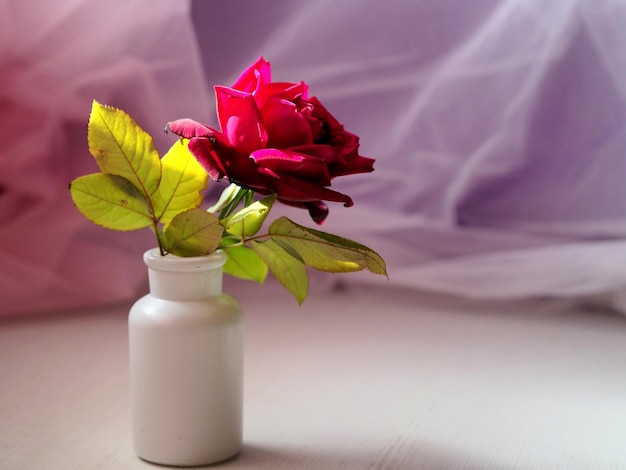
2;281;626;469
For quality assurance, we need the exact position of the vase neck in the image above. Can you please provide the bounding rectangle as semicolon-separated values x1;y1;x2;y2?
143;249;226;301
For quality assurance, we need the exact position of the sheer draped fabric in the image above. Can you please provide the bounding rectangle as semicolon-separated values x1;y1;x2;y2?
3;0;626;315
0;0;210;315
191;0;626;310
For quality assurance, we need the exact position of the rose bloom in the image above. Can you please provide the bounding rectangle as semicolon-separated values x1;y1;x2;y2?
167;57;374;224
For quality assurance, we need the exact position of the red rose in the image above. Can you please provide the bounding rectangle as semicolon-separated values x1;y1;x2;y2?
167;57;374;224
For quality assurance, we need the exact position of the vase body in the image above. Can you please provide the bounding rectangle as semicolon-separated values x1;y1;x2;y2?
128;248;243;466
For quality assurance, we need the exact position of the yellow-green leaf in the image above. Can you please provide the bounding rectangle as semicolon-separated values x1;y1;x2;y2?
208;183;239;213
69;173;153;231
269;216;387;275
163;208;223;257
222;194;276;237
152;139;208;224
222;244;268;283
250;239;308;304
88;100;161;196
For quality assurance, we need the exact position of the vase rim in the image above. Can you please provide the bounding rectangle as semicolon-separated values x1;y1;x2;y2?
143;248;227;272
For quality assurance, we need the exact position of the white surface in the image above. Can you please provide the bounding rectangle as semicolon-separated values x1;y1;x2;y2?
2;282;626;469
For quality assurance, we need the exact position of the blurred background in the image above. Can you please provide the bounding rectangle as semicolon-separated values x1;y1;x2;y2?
2;0;626;316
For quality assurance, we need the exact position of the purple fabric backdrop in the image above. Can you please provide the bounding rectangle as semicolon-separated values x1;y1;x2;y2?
3;0;626;315
190;0;626;308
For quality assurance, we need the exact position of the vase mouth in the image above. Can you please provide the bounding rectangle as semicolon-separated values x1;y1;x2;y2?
143;248;227;272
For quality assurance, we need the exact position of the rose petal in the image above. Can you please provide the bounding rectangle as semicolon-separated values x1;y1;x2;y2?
288;144;338;164
188;134;268;191
264;81;309;101
232;57;271;93
261;96;312;148
257;167;353;207
215;86;267;153
305;201;330;224
329;153;375;177
188;137;228;181
165;119;212;139
251;148;331;185
278;199;329;224
251;68;267;108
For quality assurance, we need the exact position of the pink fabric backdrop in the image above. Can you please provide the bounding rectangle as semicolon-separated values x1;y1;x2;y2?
3;0;626;315
0;0;211;315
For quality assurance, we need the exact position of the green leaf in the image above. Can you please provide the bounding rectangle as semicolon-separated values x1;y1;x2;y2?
207;183;239;213
222;194;276;237
152;139;208;224
163;208;224;257
250;239;308;304
268;216;387;275
88;100;161;196
222;244;268;283
69;173;153;231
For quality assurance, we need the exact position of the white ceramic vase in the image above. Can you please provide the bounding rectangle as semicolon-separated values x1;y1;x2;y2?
128;248;243;466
